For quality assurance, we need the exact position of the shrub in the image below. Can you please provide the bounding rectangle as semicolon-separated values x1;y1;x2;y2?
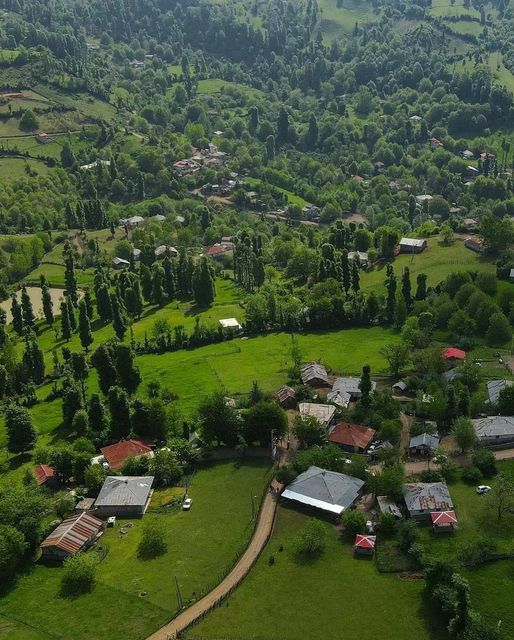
137;520;167;559
459;537;498;565
472;448;497;477
462;465;482;485
275;464;297;486
376;512;397;538
55;494;76;519
418;469;443;482
397;519;419;552
292;519;326;557
341;509;366;538
61;553;98;596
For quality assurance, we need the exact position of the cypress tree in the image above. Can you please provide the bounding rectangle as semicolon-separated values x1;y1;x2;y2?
402;267;412;307
140;263;153;302
385;264;397;323
65;202;76;228
107;385;131;439
62;380;83;429
96;284;112;321
64;247;78;306
351;259;360;293
151;264;165;306
192;257;216;306
22;329;45;384
11;295;23;335
88;393;107;434
78;299;93;352
415;273;427;301
60;299;71;341
0;364;8;399
253;256;265;288
110;293;127;340
359;364;372;408
21;286;35;328
84;288;94;320
341;250;351;293
163;255;176;299
115;344;141;394
67;295;77;332
41;278;54;326
91;342;118;395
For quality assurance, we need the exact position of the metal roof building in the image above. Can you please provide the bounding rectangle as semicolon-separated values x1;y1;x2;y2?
40;512;103;561
403;482;453;520
100;439;153;470
409;433;439;452
486;380;514;405
298;402;336;427
472;416;514;446
282;466;365;518
301;363;329;387
94;476;154;517
331;376;376;400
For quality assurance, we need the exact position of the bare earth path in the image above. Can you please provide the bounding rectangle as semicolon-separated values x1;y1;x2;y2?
146;438;297;640
400;447;514;475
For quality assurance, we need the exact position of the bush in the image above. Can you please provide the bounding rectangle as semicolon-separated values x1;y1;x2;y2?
376;512;397;538
462;465;482;485
459;537;498;565
55;494;76;519
137;520;167;559
418;469;443;482
397;520;419;552
292;519;326;557
275;464;297;486
61;553;98;596
341;509;366;538
472;448;497;478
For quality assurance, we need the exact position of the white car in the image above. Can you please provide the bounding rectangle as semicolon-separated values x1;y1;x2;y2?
182;498;193;511
476;485;491;495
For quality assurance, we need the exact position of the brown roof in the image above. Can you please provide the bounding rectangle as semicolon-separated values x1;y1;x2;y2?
40;512;103;555
276;385;296;404
34;463;55;485
100;439;152;470
329;422;376;450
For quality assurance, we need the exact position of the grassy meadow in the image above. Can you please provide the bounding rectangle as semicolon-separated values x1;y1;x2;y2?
318;0;380;40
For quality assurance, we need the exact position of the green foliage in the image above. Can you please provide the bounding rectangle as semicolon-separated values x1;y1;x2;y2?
61;553;98;596
5;403;37;455
292;518;326;557
137;519;167;559
340;509;366;538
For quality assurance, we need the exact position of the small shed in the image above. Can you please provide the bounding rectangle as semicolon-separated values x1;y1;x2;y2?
34;463;56;487
409;433;439;455
399;238;427;253
112;256;130;270
276;385;296;409
301;363;329;387
354;534;376;556
377;496;402;519
431;510;458;533
392;380;408;395
298;402;336;428
219;318;243;334
441;347;466;364
40;512;103;561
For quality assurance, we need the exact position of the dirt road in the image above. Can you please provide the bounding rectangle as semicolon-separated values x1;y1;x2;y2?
401;447;514;475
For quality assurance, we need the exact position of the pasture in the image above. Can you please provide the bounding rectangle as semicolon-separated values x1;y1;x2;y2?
0;157;49;180
0;461;271;640
318;0;380;40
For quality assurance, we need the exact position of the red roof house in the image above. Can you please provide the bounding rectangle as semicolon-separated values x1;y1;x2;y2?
354;534;376;555
430;510;458;532
441;347;466;362
34;464;56;486
100;439;153;470
328;422;376;453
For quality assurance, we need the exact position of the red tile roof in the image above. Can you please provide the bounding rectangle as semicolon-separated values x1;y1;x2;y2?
40;512;103;555
206;244;231;257
430;510;457;526
441;347;466;361
329;422;376;450
100;439;152;470
34;464;55;485
354;534;376;549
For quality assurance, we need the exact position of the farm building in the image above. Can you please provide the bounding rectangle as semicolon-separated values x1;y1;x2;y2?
94;476;154;517
326;388;351;408
377;495;402;519
486;380;514;405
301;363;329;387
392;380;408;394
461;149;474;159
111;256;130;270
347;251;369;268
154;245;178;258
205;243;234;259
464;236;486;254
409;433;439;455
298;402;336;428
471;416;514;447
441;347;466;364
431;510;458;533
40;512;103;561
36;132;53;144
119;215;144;228
100;439;154;470
219;318;243;333
330;376;376;401
403;482;453;520
276;385;296;409
281;466;365;518
354;534;376;556
152;214;166;223
34;463;56;487
399;238;427;253
328;421;376;453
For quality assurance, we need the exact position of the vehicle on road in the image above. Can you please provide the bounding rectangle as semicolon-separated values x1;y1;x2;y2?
476;485;491;494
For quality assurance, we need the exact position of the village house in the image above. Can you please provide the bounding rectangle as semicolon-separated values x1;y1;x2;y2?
328;421;376;454
219;318;243;334
464;236;486;254
402;482;453;520
430;137;443;149
99;439;154;470
40;512;104;561
399;237;427;253
111;256;130;270
94;476;154;517
276;385;296;409
36;132;53;144
409;433;439;456
281;466;365;519
329;376;377;402
392;380;409;395
415;194;432;206
80;159;111;171
298;402;336;429
173;159;201;175
205;242;234;260
129;59;144;69
441;347;466;365
154;245;178;259
487;380;514;405
34;463;57;488
471;416;514;448
119;215;144;229
461;149;474;160
301;363;329;387
347;251;369;268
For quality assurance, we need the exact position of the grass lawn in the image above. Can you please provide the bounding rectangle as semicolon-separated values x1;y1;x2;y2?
188;506;441;640
361;238;495;292
318;0;380;40
245;177;309;208
0;461;271;640
0;157;49;180
445;20;484;36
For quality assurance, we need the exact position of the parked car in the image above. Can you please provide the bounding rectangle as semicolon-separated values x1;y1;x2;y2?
182;498;193;510
476;485;491;495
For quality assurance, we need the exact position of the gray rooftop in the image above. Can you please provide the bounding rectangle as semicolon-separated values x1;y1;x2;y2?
332;376;377;398
487;380;514;405
95;476;154;508
326;389;352;408
282;466;364;515
399;237;426;247
403;482;453;513
472;415;514;439
298;402;336;426
301;363;329;385
409;433;439;450
443;368;461;383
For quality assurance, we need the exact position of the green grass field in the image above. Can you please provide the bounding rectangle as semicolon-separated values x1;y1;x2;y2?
188;506;441;640
362;239;495;292
0;461;272;640
0;157;49;180
244;177;309;208
318;0;380;40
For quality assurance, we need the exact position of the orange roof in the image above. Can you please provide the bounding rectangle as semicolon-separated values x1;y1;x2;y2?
430;510;457;526
441;347;466;361
40;512;103;555
355;534;376;549
329;422;376;450
100;439;152;470
34;464;55;485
